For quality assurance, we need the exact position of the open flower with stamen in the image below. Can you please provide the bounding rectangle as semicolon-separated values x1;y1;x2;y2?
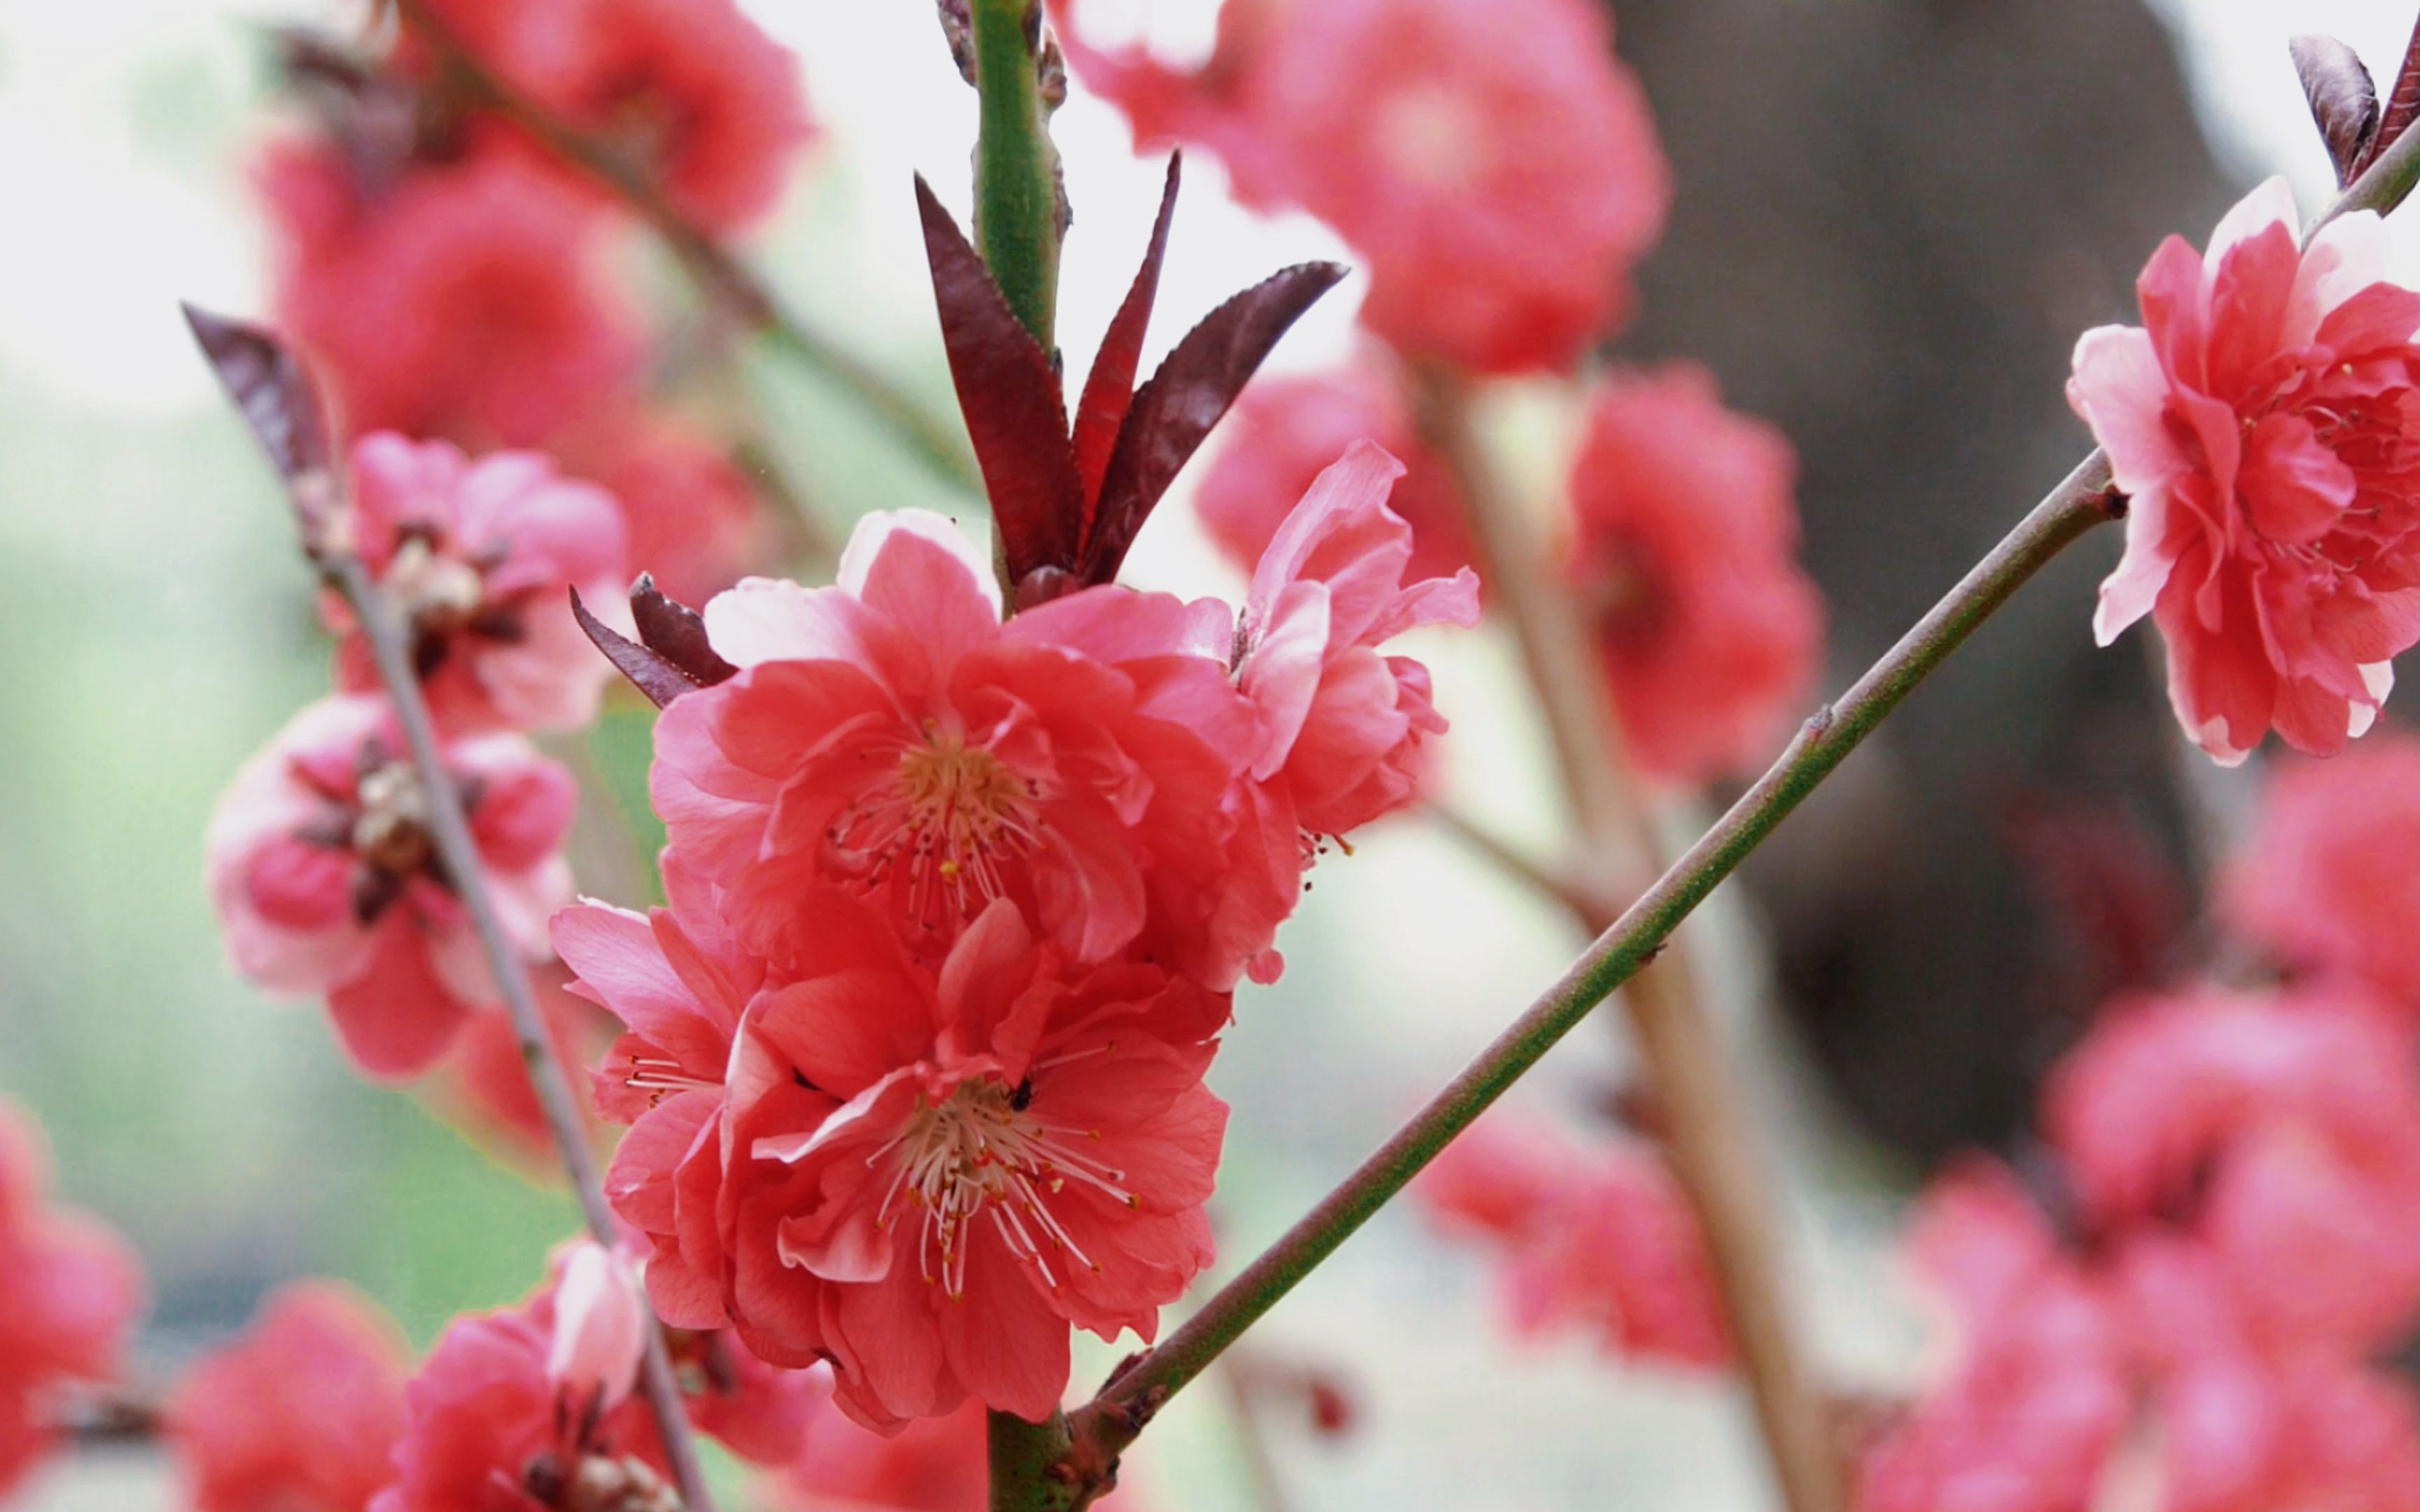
651;508;1264;986
328;433;630;736
718;890;1228;1429
207;694;574;1080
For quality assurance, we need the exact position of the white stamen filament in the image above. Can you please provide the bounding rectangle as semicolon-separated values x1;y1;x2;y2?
823;729;1045;930
870;1074;1129;1300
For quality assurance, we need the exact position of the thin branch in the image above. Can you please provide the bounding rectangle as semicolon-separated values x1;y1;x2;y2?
1048;451;2121;1503
389;0;984;498
326;547;721;1512
1416;369;1847;1512
1425;801;1612;928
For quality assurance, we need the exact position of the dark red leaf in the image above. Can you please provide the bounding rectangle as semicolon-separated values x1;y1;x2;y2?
2293;35;2380;187
572;587;704;708
1080;260;1347;583
181;304;331;484
630;573;737;687
2364;15;2420;174
1071;153;1181;517
915;175;1085;586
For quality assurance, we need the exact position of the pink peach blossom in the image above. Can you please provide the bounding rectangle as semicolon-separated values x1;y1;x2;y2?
0;1100;145;1502
1231;440;1480;842
414;0;813;232
169;1282;408;1512
1566;365;1826;786
370;1303;669;1512
207;695;574;1081
651;509;1264;987
1058;0;1670;373
1419;1118;1727;1368
2222;733;2420;1011
720;891;1228;1429
2068;176;2420;762
258;127;640;451
329;434;629;735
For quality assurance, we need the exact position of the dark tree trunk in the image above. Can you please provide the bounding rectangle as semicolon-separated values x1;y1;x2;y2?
1608;0;2239;1163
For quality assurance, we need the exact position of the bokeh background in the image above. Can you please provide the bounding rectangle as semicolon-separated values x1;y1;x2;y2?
0;1;2406;1507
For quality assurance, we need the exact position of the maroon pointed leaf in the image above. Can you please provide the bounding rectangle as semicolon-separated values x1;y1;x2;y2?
2293;35;2380;186
1079;260;1347;583
572;587;704;708
630;573;737;687
181;304;331;485
2363;15;2420;174
1071;153;1181;516
915;175;1086;585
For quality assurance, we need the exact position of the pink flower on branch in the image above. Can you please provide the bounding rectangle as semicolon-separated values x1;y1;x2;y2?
1228;440;1480;845
372;1278;666;1512
328;434;630;736
720;891;1228;1429
648;510;1267;986
1058;0;1670;374
169;1282;408;1512
207;695;575;1080
1566;365;1826;787
2069;177;2420;762
0;1100;145;1501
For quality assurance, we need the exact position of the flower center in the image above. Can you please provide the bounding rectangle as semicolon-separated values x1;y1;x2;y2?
826;731;1041;926
870;1073;1133;1301
1373;80;1493;194
387;533;489;637
351;760;435;878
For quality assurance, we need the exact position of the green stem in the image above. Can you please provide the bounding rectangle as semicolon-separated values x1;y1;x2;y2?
969;0;1064;350
1045;452;2120;1502
989;1410;1079;1512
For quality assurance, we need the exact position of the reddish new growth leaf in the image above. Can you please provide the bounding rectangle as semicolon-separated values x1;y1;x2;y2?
917;161;1342;603
1080;258;1344;584
916;175;1085;589
1072;152;1183;507
181;304;333;491
2359;14;2420;174
2293;35;2381;187
571;575;736;708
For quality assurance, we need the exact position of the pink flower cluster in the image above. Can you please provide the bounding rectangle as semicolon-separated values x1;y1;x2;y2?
0;1100;144;1501
564;448;1477;1429
259;0;809;599
204;427;641;1142
1861;731;2420;1512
